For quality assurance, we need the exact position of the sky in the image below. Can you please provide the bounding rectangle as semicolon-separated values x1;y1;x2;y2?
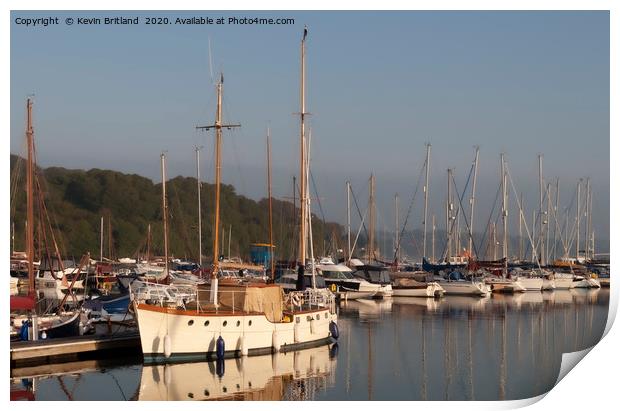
10;11;610;249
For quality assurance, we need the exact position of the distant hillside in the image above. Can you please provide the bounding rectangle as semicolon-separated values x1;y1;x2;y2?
10;155;343;262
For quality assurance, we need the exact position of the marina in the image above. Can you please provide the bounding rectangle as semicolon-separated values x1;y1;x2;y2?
9;10;610;403
9;288;609;400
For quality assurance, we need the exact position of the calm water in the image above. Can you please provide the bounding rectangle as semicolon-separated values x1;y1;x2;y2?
10;289;609;401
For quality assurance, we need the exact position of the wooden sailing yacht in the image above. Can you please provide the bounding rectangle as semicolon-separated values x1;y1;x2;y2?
10;98;83;340
133;28;339;363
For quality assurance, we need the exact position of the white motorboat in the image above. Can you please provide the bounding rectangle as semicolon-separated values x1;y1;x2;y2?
318;262;383;298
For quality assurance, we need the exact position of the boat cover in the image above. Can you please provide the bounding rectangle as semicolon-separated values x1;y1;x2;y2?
217;284;284;322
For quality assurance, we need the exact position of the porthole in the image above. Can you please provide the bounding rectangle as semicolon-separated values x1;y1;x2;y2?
295;317;300;324
188;393;194;399
236;320;241;327
248;320;253;326
223;320;228;327
204;320;210;327
223;387;227;393
204;389;210;397
316;314;320;320
306;316;311;322
236;384;240;389
325;313;328;319
188;320;194;326
248;382;252;387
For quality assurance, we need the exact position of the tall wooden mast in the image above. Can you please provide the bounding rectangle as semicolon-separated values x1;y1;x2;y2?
196;74;240;303
298;26;308;268
160;153;169;276
267;128;275;280
196;146;203;267
26;98;35;295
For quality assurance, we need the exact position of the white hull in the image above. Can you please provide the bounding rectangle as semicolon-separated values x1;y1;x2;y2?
485;278;526;293
392;282;445;298
518;277;544;291
134;303;337;363
437;281;490;297
375;284;393;298
553;277;574;290
571;278;601;289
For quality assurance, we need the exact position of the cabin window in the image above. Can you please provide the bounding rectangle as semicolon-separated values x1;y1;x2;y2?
223;387;227;393
236;320;240;327
325;313;328;319
188;320;194;326
316;314;320;320
248;320;252;326
204;390;210;397
188;393;194;399
223;320;227;327
204;320;209;327
296;317;300;324
306;316;311;322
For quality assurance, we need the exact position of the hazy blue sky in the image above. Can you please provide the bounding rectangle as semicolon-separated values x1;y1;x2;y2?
10;11;609;247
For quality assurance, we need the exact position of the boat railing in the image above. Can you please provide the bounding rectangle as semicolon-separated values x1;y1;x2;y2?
287;289;336;314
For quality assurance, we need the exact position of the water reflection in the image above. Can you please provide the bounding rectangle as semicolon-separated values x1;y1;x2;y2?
138;345;338;400
10;289;608;401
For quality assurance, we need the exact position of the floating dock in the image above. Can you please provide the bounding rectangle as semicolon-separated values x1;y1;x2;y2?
10;331;141;367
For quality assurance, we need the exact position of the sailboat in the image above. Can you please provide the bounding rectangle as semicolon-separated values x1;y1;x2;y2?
10;98;83;341
133;28;338;363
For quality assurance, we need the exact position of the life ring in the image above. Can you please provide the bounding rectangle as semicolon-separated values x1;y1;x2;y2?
291;293;304;306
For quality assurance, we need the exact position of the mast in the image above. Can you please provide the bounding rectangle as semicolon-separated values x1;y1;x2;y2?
587;182;593;260
395;193;399;264
431;214;436;263
298;26;308;268
100;216;104;262
469;146;479;257
545;183;551;264
346;181;351;263
553;178;559;261
160;153;169;276
108;215;112;261
518;193;523;261
196;73;240;304
196;146;203;267
306;129;316;288
368;174;376;262
501;153;508;273
146;223;151;262
538;155;544;265
576;179;581;261
446;168;453;261
584;177;590;261
423;143;431;260
267;128;275;279
26;98;35;295
228;225;232;260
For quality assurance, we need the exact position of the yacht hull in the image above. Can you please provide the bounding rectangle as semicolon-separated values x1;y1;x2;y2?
135;303;337;364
